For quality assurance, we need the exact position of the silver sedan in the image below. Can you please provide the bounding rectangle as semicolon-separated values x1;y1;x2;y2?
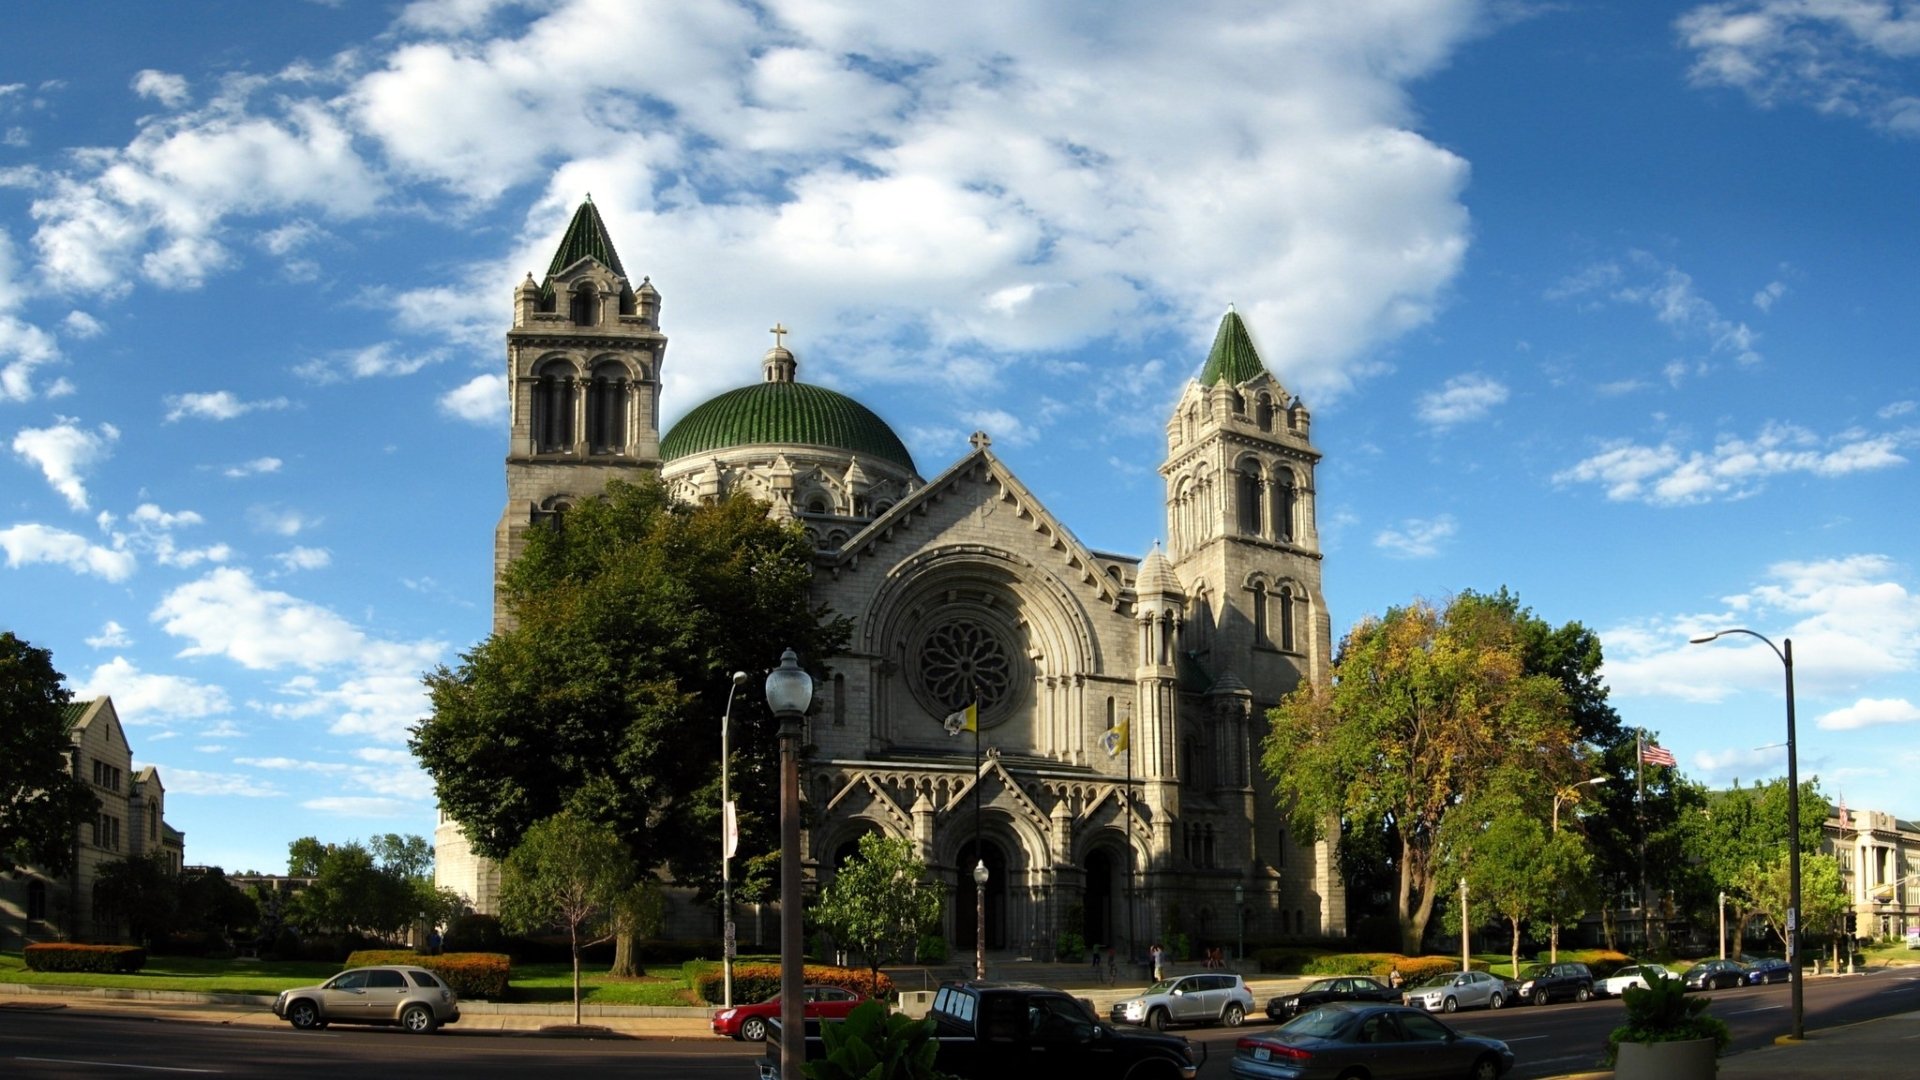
1403;970;1509;1013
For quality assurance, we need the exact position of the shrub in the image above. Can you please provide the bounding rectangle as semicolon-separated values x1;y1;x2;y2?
340;949;511;1000
810;1000;943;1080
1054;928;1086;963
914;934;948;965
442;913;505;954
23;943;147;973
696;962;893;1005
1605;975;1730;1065
1253;948;1317;974
1299;953;1486;981
1549;949;1632;978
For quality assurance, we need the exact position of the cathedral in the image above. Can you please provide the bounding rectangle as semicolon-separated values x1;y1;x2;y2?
435;199;1346;958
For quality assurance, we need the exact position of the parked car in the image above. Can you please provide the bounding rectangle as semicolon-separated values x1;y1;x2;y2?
1682;958;1752;991
272;964;460;1033
1266;975;1400;1020
1515;961;1594;1006
711;984;865;1041
1230;1002;1514;1080
1746;958;1794;985
1111;972;1255;1030
1403;970;1510;1013
1596;963;1676;997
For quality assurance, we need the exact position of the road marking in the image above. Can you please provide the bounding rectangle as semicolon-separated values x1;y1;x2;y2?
1499;1035;1550;1042
15;1059;220;1074
1729;1005;1783;1014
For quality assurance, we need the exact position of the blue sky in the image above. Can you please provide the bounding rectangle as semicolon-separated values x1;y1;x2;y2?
3;1;1916;877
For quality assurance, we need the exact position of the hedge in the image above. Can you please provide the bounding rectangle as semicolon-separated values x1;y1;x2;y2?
1542;949;1633;978
1299;953;1489;982
343;949;512;1000
24;943;147;973
697;962;894;1005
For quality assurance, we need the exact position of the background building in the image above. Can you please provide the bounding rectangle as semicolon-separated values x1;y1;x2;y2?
435;200;1345;958
1826;805;1919;942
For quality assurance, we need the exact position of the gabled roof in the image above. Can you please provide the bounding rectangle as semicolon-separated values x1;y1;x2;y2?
545;197;626;282
1197;308;1268;386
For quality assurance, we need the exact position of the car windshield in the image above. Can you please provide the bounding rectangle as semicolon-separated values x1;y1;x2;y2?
1520;964;1551;979
1143;980;1179;995
1412;975;1452;990
1304;979;1340;993
1280;1007;1352;1038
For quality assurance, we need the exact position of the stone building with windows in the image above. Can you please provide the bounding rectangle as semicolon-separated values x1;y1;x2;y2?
0;696;184;949
434;200;1345;957
1825;805;1920;942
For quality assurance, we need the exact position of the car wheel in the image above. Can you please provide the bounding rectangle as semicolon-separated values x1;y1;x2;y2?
1146;1008;1168;1031
1489;992;1505;1010
287;1000;322;1030
1576;986;1592;1003
1222;1003;1245;1027
401;1004;436;1034
1468;1054;1501;1080
1443;996;1458;1014
741;1016;768;1042
1533;989;1549;1007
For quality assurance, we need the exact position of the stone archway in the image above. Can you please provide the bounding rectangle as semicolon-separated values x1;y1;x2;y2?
1083;848;1119;948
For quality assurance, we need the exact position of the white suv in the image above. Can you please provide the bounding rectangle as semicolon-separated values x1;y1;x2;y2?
1109;973;1253;1030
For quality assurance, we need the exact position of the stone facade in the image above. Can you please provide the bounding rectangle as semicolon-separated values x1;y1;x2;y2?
435;202;1346;955
1825;806;1920;941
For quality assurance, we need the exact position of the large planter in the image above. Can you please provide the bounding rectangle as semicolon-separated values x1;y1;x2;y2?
1614;1037;1717;1079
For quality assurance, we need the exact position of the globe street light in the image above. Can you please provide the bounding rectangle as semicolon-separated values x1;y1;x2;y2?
972;859;989;980
1691;627;1801;1041
765;649;814;1080
719;670;748;1010
1234;882;1245;966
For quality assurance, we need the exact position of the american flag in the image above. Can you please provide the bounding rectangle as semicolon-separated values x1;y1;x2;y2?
1639;741;1677;767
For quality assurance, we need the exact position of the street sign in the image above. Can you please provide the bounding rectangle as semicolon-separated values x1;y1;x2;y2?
724;920;736;958
1786;908;1797;931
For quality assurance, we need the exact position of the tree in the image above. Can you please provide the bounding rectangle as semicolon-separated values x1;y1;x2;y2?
283;834;439;938
0;632;98;875
1453;809;1553;978
812;833;944;997
608;880;667;977
498;812;634;1026
287;836;328;877
1262;594;1578;954
93;852;180;947
411;477;851;953
1678;777;1827;947
1733;850;1848;955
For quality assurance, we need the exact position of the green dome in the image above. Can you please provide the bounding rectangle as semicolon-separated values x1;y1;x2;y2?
661;381;916;473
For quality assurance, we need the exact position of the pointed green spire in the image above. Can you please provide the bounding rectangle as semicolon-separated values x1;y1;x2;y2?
1198;307;1267;386
545;197;626;281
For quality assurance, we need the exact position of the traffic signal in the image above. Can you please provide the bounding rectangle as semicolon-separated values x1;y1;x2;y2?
1845;911;1857;934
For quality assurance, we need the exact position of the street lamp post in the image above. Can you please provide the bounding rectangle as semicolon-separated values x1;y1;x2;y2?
720;670;747;1010
1459;877;1469;971
1691;628;1801;1041
1719;891;1727;960
765;649;815;1080
973;860;989;980
1549;776;1606;963
1234;882;1245;966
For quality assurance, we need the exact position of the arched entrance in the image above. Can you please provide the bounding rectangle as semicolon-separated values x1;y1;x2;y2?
955;839;1008;950
1083;849;1117;947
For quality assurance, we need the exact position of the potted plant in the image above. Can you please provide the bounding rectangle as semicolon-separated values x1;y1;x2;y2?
1605;974;1731;1079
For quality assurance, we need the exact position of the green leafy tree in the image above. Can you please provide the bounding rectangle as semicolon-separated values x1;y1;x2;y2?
499;812;634;1025
1263;594;1578;953
1678;778;1827;947
411;477;850;961
175;866;258;943
0;632;98;875
93;852;180;947
1734;851;1849;955
287;836;328;877
608;879;667;976
812;833;944;997
283;834;438;938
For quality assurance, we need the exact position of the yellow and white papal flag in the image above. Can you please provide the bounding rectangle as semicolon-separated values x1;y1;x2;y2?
1099;718;1130;757
943;702;977;735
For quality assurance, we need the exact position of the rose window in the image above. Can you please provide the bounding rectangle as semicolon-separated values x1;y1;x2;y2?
919;620;1015;711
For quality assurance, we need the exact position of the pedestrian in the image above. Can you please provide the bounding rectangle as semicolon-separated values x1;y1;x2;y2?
1090;945;1103;977
1150;942;1164;981
1388;965;1403;990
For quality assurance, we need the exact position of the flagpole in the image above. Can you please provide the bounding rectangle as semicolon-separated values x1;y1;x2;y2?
1126;706;1136;971
973;686;983;969
1637;728;1648;950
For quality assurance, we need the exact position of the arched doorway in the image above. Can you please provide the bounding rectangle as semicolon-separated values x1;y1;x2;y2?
954;839;1008;950
1083;850;1116;947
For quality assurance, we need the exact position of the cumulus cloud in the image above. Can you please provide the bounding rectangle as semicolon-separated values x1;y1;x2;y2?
222;456;283;478
438;373;506;423
1374;514;1457;559
274;545;332;572
115;502;232;568
0;522;136;580
294;341;449;383
131;70;191;108
1555;421;1910;505
1417;373;1508;427
1548;250;1760;369
11;417;116;510
151;766;281;797
74;656;232;723
247;505;317;536
163;390;292;422
62;310;103;338
1677;2;1920;137
86;620;132;648
1818;697;1920;731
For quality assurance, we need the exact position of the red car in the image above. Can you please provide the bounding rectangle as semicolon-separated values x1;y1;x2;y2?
710;984;866;1041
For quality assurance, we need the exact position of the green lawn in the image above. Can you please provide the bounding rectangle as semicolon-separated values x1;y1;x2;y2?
0;952;706;1006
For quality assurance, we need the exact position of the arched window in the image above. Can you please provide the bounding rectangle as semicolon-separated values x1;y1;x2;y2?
1275;827;1286;869
1252;581;1269;646
1271;470;1296;542
1279;584;1296;652
570;285;599;326
532;362;574;453
1188;588;1212;652
1256;393;1275;432
1236;462;1262;535
586;361;629;453
1203;825;1216;869
806;496;830;515
1231;389;1246;414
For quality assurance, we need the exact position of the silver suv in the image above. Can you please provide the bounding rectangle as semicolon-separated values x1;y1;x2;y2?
1110;972;1254;1030
273;964;461;1033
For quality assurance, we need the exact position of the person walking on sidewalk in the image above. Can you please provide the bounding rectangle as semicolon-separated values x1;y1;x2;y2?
1150;943;1164;981
1105;945;1117;985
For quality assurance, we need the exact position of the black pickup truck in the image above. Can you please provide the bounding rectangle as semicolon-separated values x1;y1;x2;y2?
760;980;1201;1080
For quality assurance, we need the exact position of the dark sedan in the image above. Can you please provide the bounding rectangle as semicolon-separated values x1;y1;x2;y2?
1265;975;1401;1020
1230;1003;1513;1080
1746;957;1794;985
1682;958;1751;991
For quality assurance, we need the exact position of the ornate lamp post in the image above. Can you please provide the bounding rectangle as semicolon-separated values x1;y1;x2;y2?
972;859;989;980
765;649;814;1080
720;670;747;1009
1691;628;1801;1040
1234;882;1245;966
1459;877;1470;971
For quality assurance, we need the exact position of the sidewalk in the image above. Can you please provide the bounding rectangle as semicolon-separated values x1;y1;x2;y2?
1546;1008;1920;1079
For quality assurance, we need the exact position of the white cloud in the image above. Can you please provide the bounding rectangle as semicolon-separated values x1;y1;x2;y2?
61;310;103;338
302;796;419;816
1677;2;1920;137
86;620;132;648
74;656;232;723
163;390;291;422
1752;279;1786;311
1880;400;1916;420
274;545;332;572
1690;744;1789;786
1817;697;1920;731
117;502;231;569
1417;373;1508;427
1555;421;1910;505
152;767;281;797
1549;251;1760;369
131;70;191;109
0;315;62;402
294;341;448;383
11;417;117;509
438;373;506;424
1373;514;1456;559
248;505;317;536
223;456;283;478
0;522;136;580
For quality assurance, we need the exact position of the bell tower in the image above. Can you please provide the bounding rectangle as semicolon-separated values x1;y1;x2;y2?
496;197;667;628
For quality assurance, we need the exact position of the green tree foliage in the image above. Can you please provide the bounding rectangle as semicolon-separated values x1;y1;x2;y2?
608;879;667;976
1580;737;1703;952
1678;777;1827;943
811;833;944;998
286;836;328;877
93;852;180;947
283;834;441;938
498;811;634;1025
176;866;258;943
1263;593;1578;954
0;632;98;875
1734;851;1849;951
411;478;851;913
